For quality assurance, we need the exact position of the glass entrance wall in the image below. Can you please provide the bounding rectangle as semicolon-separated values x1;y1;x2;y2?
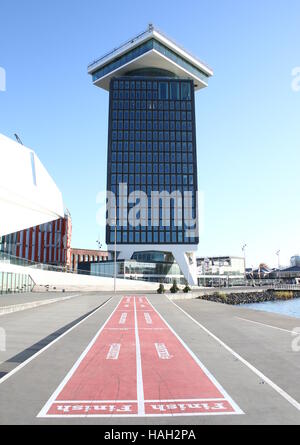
91;259;185;284
0;272;34;294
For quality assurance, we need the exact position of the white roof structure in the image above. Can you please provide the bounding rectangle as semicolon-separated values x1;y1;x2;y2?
88;25;213;91
0;133;64;236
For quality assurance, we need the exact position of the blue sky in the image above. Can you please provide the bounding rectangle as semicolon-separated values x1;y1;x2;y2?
1;0;300;268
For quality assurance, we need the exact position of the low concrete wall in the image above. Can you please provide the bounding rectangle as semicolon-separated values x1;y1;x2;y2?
0;263;159;292
0;294;80;316
167;292;200;301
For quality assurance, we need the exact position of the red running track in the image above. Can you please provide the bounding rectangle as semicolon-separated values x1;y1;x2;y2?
38;296;242;418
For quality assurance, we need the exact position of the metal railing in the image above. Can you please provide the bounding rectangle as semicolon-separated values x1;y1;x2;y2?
0;252;114;278
88;27;150;70
87;24;212;73
0;271;34;295
272;284;300;291
0;252;68;273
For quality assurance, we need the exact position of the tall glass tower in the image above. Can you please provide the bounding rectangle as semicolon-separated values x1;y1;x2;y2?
88;25;213;285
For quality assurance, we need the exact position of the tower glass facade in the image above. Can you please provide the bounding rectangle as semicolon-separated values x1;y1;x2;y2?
89;26;213;285
106;76;198;247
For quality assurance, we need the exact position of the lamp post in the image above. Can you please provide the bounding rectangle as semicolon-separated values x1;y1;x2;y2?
113;218;117;294
276;250;281;271
242;244;247;285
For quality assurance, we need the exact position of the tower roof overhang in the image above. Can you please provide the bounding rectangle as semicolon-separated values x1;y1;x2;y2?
88;27;213;92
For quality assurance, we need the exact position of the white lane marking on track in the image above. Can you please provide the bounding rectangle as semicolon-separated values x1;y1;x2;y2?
37;297;123;418
0;296;113;387
168;298;300;412
145;398;226;403
141;328;166;330
236;317;296;334
144;313;152;324
106;344;121;360
106;328;129;331
41;412;240;419
53;398;225;403
105;328;166;331
147;298;243;415
119;313;128;324
53;400;138;404
134;298;145;416
155;343;173;360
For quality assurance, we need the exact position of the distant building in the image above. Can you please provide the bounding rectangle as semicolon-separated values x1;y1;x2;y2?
197;256;245;287
269;265;300;283
246;264;272;280
291;256;300;267
249;259;300;283
71;248;109;273
0;212;72;269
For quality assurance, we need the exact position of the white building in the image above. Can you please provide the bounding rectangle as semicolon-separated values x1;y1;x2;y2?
197;256;245;286
0;133;64;236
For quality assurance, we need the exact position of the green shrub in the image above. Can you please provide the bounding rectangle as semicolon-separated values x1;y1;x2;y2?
157;284;165;294
183;285;191;293
170;280;180;294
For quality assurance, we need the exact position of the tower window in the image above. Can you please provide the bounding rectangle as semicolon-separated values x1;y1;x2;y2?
158;82;169;100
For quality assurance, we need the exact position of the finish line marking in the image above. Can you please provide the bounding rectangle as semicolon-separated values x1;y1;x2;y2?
38;296;243;418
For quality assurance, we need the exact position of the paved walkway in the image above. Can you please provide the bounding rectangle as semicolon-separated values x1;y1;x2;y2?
0;294;299;424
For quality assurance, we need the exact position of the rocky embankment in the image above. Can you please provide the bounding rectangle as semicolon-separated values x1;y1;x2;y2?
198;290;300;305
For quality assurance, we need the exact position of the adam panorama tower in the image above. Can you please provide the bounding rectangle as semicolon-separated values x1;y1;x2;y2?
88;25;213;285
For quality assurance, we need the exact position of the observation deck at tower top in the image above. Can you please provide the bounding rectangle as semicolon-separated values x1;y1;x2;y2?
88;25;213;92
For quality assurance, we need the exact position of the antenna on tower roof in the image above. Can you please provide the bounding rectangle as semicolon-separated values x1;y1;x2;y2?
14;133;24;145
148;23;154;32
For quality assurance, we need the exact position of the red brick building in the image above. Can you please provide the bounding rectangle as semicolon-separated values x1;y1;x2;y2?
0;212;72;268
71;248;108;272
0;212;109;271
